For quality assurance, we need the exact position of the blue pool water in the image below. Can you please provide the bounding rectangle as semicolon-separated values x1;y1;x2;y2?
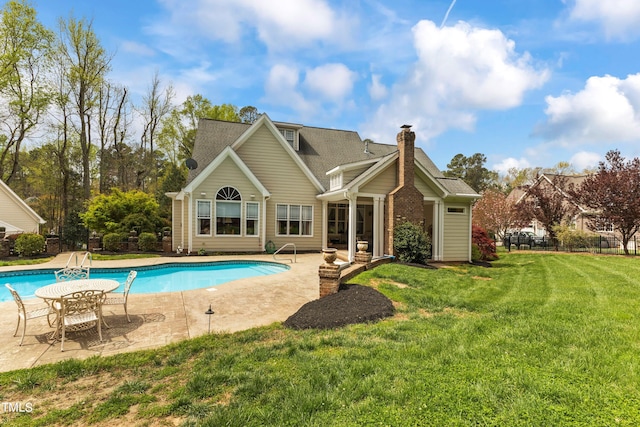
0;261;290;302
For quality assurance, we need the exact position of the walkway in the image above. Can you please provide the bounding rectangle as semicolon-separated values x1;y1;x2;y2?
0;252;321;372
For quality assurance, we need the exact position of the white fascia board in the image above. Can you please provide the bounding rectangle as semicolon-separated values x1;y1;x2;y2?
326;157;381;176
0;180;45;224
338;151;398;192
231;113;325;193
415;161;449;196
182;146;270;198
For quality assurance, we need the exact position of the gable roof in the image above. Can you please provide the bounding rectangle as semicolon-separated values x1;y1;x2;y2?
513;173;589;212
187;115;476;198
0;180;46;229
178;146;270;200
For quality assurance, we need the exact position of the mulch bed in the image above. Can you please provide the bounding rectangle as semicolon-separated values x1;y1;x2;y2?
283;284;395;330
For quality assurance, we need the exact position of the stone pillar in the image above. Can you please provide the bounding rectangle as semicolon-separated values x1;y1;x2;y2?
319;263;341;298
128;231;139;252
88;236;101;252
46;237;60;254
162;233;172;253
0;238;9;258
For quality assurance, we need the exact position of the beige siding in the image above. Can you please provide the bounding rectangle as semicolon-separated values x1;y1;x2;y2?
343;166;370;186
187;157;262;252
415;172;439;198
173;199;184;251
360;164;397;194
0;186;41;233
214;125;322;251
443;203;471;261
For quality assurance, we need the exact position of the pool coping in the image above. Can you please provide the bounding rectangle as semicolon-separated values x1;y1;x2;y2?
0;252;322;372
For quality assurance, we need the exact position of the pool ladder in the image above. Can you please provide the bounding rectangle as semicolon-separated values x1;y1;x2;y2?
273;243;296;263
65;251;92;268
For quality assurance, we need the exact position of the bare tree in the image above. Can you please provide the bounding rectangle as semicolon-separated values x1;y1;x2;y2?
57;16;111;200
139;70;174;190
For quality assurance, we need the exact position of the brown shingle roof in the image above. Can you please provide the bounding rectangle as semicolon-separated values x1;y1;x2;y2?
187;117;477;197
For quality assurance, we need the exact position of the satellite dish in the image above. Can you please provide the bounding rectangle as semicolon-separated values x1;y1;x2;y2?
185;158;198;170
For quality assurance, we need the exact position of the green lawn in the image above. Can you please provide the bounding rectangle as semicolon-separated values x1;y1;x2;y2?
2;252;640;426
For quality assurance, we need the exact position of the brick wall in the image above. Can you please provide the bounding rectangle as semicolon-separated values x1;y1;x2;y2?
385;126;425;255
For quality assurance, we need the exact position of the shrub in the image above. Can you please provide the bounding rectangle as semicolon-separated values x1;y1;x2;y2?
393;222;431;264
14;233;45;257
138;232;158;252
103;232;127;252
472;225;498;261
552;224;592;251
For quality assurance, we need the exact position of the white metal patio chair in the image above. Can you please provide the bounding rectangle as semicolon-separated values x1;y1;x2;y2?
102;270;137;327
59;289;106;351
5;283;56;345
55;266;90;282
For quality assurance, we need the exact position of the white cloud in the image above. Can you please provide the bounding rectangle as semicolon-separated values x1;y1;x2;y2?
538;73;640;145
303;63;356;102
362;20;549;145
120;41;156;57
368;74;388;100
263;64;313;113
153;0;347;51
492;157;532;175
570;151;601;171
568;0;640;40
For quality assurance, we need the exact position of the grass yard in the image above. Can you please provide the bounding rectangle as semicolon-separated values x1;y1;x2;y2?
2;252;640;426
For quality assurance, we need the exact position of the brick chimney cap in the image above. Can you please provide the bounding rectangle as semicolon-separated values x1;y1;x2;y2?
400;124;412;129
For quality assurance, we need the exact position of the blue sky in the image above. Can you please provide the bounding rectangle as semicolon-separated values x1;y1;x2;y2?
19;0;640;174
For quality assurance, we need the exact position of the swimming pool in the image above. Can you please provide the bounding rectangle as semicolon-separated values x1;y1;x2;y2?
0;261;290;302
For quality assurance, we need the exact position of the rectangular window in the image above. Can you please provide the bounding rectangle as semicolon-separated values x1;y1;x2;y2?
197;200;211;236
246;202;259;236
447;207;465;214
216;201;241;235
276;204;313;236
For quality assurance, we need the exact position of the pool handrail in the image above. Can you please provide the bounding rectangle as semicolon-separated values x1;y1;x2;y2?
64;251;92;268
273;243;296;263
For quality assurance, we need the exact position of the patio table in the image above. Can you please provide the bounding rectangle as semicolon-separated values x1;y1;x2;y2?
35;279;120;340
35;278;120;300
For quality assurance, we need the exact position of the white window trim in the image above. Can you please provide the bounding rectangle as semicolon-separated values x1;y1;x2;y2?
447;206;465;214
245;201;260;237
215;200;242;237
196;199;212;237
276;203;314;237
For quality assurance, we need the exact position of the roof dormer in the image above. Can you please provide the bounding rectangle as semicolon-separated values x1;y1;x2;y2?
274;122;302;151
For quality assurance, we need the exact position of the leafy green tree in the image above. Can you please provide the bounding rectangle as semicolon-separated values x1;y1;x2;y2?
158;95;240;162
80;188;162;234
0;0;54;183
444;153;498;193
239;105;260;124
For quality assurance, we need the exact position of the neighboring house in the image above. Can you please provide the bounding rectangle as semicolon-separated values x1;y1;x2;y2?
166;114;480;262
0;179;46;235
509;173;616;237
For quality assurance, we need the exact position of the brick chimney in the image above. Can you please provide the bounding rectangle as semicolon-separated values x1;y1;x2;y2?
385;125;425;255
397;124;415;187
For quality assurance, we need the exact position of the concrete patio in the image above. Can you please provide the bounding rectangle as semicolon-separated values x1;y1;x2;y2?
0;252;323;373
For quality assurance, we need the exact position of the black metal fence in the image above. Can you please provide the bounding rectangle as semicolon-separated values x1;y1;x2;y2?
501;235;638;256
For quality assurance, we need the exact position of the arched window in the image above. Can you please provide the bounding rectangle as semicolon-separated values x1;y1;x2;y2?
216;187;241;235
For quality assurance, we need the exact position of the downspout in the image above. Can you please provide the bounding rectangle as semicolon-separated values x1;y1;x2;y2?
262;195;270;252
468;202;475;262
321;200;328;250
187;192;192;254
